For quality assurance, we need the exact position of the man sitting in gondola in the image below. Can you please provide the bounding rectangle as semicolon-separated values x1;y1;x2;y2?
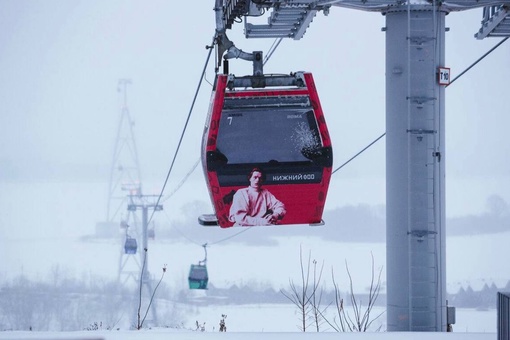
228;167;286;226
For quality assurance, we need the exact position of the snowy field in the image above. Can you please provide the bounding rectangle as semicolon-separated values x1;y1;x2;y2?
187;304;497;333
0;329;497;340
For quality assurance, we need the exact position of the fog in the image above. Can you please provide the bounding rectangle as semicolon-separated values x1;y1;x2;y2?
1;2;509;198
1;0;509;333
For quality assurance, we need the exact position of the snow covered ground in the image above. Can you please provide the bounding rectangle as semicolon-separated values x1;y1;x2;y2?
0;330;497;340
187;304;497;333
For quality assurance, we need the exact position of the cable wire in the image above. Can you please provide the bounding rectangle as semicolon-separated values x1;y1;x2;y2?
264;38;283;65
332;132;386;175
162;209;202;246
147;37;215;226
331;35;509;175
162;208;253;247
147;35;285;245
447;37;508;87
161;158;201;203
153;35;286;242
208;227;254;245
148;36;288;246
156;24;508;220
148;22;509;246
122;11;510;270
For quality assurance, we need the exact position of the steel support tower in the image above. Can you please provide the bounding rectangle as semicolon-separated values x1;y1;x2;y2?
108;80;164;327
112;79;143;287
125;195;163;327
217;0;510;331
108;79;143;225
96;79;142;238
384;6;447;331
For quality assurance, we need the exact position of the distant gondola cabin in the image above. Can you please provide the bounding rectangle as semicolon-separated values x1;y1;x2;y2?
188;264;208;290
124;237;137;254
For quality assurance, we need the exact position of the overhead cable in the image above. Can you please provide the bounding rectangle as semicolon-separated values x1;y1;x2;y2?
162;208;253;247
150;30;509;240
264;38;283;65
152;37;289;245
331;36;509;175
147;36;215;226
447;37;508;87
208;227;253;245
161;158;201;203
332;132;385;175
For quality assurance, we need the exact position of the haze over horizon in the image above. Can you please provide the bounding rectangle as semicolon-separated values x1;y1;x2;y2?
1;1;509;309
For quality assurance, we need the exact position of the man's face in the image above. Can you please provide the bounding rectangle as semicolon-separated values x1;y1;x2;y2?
249;171;263;189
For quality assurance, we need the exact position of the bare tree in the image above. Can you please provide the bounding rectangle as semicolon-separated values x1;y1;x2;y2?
347;253;384;331
309;259;331;332
136;248;167;330
329;270;347;332
327;253;384;332
284;248;385;332
280;247;330;332
280;246;314;331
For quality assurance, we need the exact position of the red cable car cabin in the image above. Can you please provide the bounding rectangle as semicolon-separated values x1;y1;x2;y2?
202;72;332;228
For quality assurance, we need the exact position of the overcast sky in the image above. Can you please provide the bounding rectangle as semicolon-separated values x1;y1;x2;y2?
1;1;509;220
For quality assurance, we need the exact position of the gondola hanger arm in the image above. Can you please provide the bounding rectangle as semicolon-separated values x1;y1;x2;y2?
215;30;264;76
200;243;208;265
214;0;263;75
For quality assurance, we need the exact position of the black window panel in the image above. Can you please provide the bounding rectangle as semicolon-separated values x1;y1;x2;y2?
216;108;322;165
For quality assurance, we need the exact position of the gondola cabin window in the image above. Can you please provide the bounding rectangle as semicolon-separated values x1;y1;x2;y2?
217;106;321;164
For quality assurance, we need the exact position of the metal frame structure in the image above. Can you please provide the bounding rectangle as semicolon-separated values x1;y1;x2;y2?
111;79;143;287
214;0;510;332
104;80;164;327
124;194;163;326
107;79;143;225
498;292;510;340
476;5;510;38
220;1;510;40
